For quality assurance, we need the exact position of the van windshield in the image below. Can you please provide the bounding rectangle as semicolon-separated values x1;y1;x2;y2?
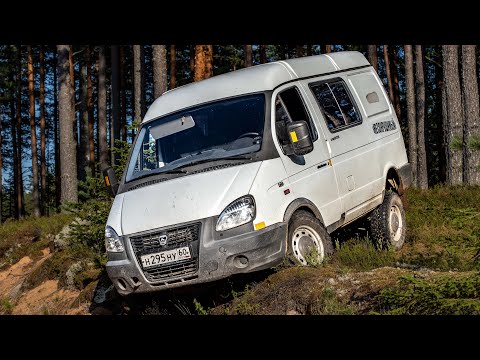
125;94;266;182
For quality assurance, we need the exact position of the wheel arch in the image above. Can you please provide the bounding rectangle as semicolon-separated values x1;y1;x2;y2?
283;198;324;225
383;165;405;196
383;164;409;208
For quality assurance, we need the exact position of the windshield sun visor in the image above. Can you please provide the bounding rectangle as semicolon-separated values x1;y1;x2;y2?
150;115;195;140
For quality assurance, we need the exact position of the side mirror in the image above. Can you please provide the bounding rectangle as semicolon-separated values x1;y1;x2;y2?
102;166;119;197
287;120;313;156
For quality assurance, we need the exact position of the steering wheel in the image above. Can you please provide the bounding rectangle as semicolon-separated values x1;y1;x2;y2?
236;132;261;140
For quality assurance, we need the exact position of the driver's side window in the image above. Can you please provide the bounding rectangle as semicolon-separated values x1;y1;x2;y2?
274;87;318;154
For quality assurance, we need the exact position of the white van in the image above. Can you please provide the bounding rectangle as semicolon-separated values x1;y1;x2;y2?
102;51;412;295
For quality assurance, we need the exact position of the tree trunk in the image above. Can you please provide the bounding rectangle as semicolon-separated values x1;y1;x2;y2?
39;45;47;214
190;45;195;81
53;50;61;211
194;45;205;81
86;46;95;176
79;49;89;181
133;45;146;129
325;45;331;53
16;47;25;217
391;46;402;121
28;46;40;217
295;45;304;58
111;45;121;165
152;45;167;98
244;45;253;67
69;45;74;90
98;46;109;168
383;45;395;104
368;45;378;71
442;45;464;185
205;45;213;78
170;45;176;89
415;45;428;189
461;45;480;185
404;45;417;187
306;45;312;56
69;46;77;165
278;45;286;60
57;45;78;204
10;86;19;219
435;47;447;184
194;45;213;81
0;100;2;222
120;46;127;142
260;45;267;64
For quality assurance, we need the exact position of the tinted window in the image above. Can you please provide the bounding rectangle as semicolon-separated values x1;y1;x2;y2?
126;94;266;182
274;87;317;151
310;80;361;132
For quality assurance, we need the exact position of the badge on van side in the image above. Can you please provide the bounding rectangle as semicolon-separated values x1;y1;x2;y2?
372;120;396;134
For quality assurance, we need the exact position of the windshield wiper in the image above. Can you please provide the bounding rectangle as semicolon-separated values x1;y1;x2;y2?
171;155;252;171
215;154;252;161
160;169;188;174
132;168;187;182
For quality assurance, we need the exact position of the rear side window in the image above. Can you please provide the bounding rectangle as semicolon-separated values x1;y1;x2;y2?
310;79;361;132
274;87;318;151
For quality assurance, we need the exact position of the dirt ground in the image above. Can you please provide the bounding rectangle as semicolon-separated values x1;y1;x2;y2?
0;248;90;315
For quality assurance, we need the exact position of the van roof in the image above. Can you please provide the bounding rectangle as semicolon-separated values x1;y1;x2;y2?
142;51;370;124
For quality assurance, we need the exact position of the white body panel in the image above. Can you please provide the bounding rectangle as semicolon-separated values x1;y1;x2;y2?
117;162;261;235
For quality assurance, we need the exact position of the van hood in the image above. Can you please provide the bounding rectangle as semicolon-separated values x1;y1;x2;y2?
119;162;262;235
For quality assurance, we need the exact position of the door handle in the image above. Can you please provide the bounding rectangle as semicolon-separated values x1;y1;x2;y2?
330;135;340;141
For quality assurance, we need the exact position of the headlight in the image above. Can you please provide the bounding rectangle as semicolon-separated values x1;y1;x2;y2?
216;195;255;231
105;226;124;252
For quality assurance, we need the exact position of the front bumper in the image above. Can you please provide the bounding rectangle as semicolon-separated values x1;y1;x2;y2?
106;219;287;295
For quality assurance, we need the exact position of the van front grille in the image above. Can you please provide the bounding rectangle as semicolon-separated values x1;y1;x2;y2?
129;223;201;283
130;223;200;252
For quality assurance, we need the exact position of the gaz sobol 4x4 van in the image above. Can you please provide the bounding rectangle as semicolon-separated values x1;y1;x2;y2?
102;51;412;295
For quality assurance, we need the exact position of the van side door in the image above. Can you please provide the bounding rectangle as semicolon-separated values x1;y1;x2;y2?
271;83;343;228
300;73;384;223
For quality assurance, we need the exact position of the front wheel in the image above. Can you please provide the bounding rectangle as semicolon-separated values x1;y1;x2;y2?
287;210;334;266
369;191;406;250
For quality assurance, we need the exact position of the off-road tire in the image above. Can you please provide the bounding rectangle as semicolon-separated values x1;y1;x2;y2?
286;210;334;266
369;191;406;250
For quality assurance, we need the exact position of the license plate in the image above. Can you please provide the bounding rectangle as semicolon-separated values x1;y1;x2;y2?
140;247;191;269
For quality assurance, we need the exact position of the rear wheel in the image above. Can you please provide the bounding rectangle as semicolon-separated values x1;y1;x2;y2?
287;210;333;266
369;191;406;250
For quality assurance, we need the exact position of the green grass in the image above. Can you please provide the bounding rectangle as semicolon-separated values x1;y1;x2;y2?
310;287;357;315
398;186;480;271
0;214;74;270
0;298;14;315
330;238;396;272
378;273;480;315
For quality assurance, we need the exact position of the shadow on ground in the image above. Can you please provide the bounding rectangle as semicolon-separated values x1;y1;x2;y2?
88;268;275;315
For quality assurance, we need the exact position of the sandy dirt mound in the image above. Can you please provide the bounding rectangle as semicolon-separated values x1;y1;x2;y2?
12;279;88;315
0;248;51;301
0;248;89;315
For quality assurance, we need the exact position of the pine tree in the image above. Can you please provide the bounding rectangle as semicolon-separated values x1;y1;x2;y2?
442;45;463;185
57;45;78;203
